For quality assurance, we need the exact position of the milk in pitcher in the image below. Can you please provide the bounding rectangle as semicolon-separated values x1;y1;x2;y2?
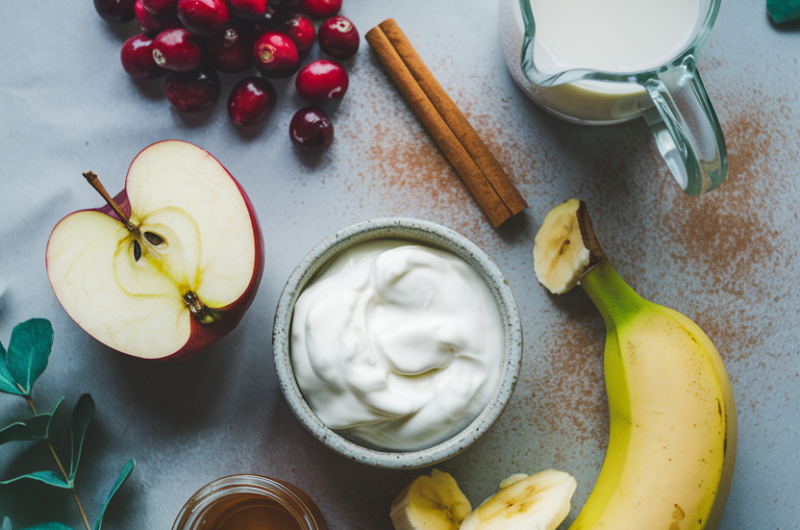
499;0;704;123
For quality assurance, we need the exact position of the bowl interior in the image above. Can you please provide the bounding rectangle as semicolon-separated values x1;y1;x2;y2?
272;218;522;469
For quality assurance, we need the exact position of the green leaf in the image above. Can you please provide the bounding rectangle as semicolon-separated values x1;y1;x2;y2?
19;523;72;530
69;394;94;482
0;470;70;488
0;398;64;445
6;319;54;396
94;459;134;530
3;517;12;530
0;341;23;395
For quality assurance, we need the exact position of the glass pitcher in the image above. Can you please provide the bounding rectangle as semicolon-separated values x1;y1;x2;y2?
499;0;727;195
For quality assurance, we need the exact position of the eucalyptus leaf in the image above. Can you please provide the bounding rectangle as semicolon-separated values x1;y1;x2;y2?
6;319;54;396
0;341;23;395
0;398;64;445
22;522;72;530
68;394;94;482
0;470;70;488
94;459;135;530
2;517;12;530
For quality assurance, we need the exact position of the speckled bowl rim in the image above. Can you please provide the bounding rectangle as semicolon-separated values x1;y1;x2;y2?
272;218;522;469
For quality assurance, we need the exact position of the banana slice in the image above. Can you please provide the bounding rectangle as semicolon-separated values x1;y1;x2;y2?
391;469;472;530
459;470;576;530
533;199;603;294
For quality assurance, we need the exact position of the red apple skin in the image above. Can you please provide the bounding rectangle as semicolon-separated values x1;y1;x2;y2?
46;140;264;360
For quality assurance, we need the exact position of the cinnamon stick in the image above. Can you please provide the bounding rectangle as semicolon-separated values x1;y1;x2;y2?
378;19;528;216
366;20;527;228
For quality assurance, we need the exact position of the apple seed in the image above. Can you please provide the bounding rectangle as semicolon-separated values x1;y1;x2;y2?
133;240;142;261
144;231;165;246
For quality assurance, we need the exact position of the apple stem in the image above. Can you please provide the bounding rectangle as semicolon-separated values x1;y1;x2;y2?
23;394;93;530
82;171;138;234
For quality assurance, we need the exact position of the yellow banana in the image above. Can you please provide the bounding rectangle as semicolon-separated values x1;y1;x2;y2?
390;470;575;530
533;199;737;530
390;469;472;530
460;470;576;530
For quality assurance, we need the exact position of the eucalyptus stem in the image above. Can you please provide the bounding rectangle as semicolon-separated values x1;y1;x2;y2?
23;394;92;530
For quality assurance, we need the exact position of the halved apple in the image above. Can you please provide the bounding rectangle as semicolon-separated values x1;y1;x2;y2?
46;140;264;360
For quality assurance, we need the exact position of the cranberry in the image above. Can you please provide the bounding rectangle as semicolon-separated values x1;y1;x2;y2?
227;77;278;126
121;33;167;79
290;107;333;152
176;0;229;36
253;32;299;78
227;0;268;19
298;0;341;18
165;64;221;111
270;12;315;55
135;0;180;32
94;0;137;23
201;25;252;73
318;16;359;59
141;0;177;14
152;28;202;71
136;0;163;31
249;6;279;34
295;59;348;102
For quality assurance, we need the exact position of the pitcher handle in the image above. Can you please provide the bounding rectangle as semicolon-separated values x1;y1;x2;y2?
642;56;727;195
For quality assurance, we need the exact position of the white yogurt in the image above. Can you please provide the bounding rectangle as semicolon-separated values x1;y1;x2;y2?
290;240;504;451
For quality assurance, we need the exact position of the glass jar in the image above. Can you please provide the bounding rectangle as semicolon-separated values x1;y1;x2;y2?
172;475;326;530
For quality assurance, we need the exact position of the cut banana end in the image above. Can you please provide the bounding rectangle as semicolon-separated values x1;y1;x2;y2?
391;469;473;530
533;199;605;295
460;470;577;530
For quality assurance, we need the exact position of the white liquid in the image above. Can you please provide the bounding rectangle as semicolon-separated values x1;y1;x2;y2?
499;0;705;122
530;0;702;73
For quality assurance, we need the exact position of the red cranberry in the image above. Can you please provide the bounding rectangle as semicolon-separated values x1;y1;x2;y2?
227;0;268;19
94;0;137;23
295;59;348;102
135;0;180;31
290;107;334;152
201;25;252;73
165;64;220;111
249;6;279;34
152;28;202;71
298;0;341;18
253;32;299;78
141;0;177;14
121;33;167;79
136;0;163;31
318;16;359;59
227;77;278;126
176;0;229;36
270;12;315;55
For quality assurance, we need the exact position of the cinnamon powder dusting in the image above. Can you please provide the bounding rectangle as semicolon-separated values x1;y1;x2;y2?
337;57;536;251
338;59;489;237
523;305;609;461
661;97;796;363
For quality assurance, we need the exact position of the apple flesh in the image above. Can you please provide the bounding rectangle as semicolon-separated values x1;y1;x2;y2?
46;140;264;360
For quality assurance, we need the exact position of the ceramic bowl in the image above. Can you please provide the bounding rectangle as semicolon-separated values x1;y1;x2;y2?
272;218;522;469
